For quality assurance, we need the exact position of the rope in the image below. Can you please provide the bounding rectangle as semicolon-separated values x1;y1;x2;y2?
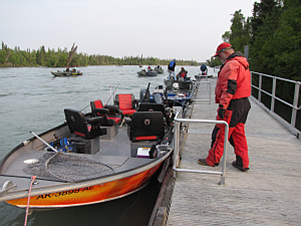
24;176;36;226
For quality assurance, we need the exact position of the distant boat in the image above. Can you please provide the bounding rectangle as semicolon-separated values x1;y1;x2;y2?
51;70;82;77
51;43;82;77
137;70;157;77
194;74;213;80
153;67;164;74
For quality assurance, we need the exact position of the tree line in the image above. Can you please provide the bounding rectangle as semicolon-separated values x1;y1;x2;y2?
2;0;299;82
207;0;300;82
206;0;300;105
0;42;200;68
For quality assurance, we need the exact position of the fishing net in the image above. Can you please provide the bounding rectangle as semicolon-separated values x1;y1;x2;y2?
24;152;115;182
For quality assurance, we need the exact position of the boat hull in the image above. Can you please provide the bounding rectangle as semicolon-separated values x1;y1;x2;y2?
137;71;157;77
194;74;213;80
51;71;82;77
154;69;164;74
0;121;173;210
6;164;161;208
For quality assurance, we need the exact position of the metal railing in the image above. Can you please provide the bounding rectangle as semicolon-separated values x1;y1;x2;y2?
251;71;301;137
173;117;229;185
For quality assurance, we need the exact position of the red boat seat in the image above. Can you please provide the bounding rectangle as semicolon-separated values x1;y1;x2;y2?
90;100;122;125
114;94;137;116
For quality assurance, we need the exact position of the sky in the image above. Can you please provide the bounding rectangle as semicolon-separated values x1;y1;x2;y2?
1;0;257;62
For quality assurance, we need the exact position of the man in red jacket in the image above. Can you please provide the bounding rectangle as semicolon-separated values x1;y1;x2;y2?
198;42;251;172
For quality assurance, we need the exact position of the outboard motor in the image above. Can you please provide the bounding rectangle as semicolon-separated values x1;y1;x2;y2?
140;82;151;103
140;88;148;103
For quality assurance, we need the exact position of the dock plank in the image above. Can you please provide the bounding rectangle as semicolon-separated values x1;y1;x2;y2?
166;79;301;225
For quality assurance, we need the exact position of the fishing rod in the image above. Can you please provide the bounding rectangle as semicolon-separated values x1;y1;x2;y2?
30;131;58;152
105;77;124;106
79;78;123;112
80;104;90;112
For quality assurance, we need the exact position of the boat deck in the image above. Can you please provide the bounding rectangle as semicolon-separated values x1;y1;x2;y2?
0;125;156;195
164;79;301;225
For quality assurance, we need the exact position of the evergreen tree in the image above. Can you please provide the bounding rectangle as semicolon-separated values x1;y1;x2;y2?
0;42;200;67
229;10;252;53
206;57;222;67
249;0;282;73
222;31;231;43
271;0;301;80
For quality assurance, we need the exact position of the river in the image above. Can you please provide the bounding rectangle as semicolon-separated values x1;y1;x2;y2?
0;65;207;226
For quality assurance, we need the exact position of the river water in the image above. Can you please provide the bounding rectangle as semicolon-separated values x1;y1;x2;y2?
0;65;207;226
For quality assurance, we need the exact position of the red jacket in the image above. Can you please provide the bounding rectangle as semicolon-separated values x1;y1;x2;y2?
215;52;251;110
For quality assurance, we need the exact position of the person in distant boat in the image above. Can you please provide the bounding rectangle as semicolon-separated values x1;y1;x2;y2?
73;65;77;72
147;66;152;72
177;67;188;81
197;42;251;172
139;65;146;72
168;59;176;80
200;64;208;75
66;66;70;72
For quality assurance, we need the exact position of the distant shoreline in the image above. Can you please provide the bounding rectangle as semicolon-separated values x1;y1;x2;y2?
0;64;206;68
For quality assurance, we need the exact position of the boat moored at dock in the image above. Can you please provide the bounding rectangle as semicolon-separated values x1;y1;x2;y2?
0;79;197;210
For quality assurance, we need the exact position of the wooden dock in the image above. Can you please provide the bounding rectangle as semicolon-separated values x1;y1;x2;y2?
151;79;301;225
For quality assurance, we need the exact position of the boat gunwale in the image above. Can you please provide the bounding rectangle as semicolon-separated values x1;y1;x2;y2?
0;121;173;202
0;123;68;173
51;71;82;77
0;151;171;202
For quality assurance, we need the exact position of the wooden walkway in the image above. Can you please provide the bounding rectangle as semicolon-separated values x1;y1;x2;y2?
164;79;301;225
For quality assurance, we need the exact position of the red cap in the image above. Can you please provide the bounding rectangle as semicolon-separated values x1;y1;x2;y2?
213;42;232;57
